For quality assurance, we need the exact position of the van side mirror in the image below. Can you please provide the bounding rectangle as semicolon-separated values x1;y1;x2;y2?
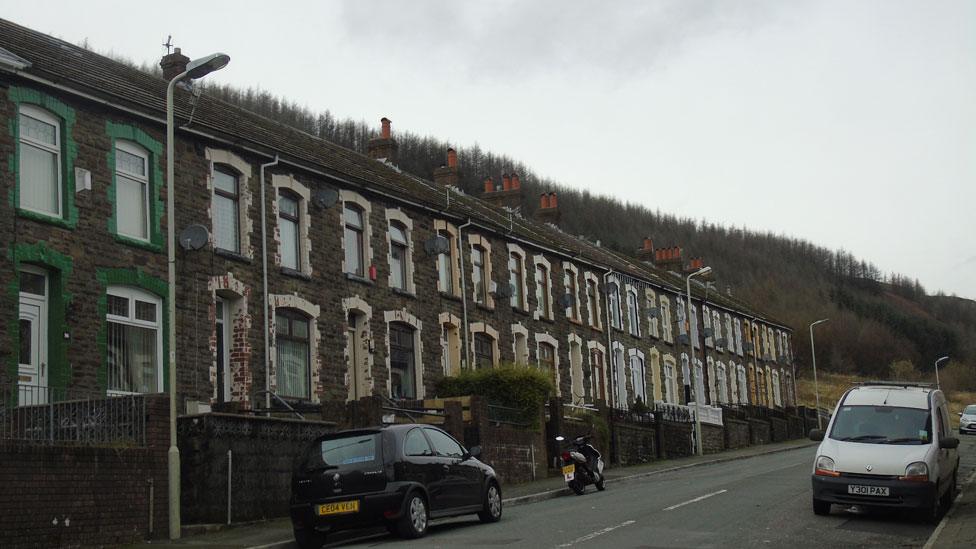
809;429;824;442
468;445;482;458
940;437;960;449
959;412;964;417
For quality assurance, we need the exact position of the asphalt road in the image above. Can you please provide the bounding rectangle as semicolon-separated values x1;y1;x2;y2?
323;436;976;548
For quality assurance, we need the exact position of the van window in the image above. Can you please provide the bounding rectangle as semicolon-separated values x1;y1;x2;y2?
829;405;931;445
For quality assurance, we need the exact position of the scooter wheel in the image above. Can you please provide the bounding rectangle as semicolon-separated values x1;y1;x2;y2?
595;478;606;491
570;478;585;495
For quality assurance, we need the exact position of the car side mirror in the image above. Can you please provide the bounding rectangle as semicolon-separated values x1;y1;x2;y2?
940;437;960;449
958;412;964;417
809;429;824;442
468;445;482;459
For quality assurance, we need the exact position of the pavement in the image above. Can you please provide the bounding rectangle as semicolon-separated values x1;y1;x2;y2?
128;436;976;548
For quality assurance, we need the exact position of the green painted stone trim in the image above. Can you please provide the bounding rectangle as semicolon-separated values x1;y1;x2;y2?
7;243;74;400
105;121;164;252
7;86;79;229
94;268;169;393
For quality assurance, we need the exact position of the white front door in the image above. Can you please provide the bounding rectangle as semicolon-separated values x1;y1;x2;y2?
18;268;49;405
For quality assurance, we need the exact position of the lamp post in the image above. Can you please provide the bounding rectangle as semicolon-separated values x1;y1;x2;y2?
935;356;949;389
166;52;230;540
686;266;712;456
809;319;829;430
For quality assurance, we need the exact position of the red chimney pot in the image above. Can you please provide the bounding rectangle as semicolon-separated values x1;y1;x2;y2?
484;177;494;193
380;117;391;139
540;193;549;209
502;174;511;191
643;237;653;251
511;173;521;189
549;192;558;208
447;148;457;168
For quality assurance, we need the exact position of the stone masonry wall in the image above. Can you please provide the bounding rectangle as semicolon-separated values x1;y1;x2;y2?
701;423;725;454
748;418;772;445
724;418;751;449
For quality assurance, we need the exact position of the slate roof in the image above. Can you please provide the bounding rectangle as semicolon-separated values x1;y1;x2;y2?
0;18;789;330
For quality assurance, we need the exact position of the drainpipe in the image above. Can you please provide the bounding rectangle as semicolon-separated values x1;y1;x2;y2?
602;270;615;410
260;155;279;411
457;219;473;368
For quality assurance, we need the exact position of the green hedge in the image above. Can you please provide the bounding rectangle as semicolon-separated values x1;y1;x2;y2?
435;364;554;426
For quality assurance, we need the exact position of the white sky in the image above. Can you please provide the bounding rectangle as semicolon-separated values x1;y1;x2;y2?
5;0;974;298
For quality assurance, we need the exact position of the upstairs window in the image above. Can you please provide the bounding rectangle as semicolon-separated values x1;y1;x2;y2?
564;268;580;321
509;252;525;309
279;191;301;270
539;342;557;387
212;165;240;253
608;282;622;329
18;105;62;216
115;141;151;241
389;221;409;290
627;287;640;337
472;245;488;305
659;296;673;343
437;230;454;294
535;263;551;319
343;204;365;277
586;278;601;328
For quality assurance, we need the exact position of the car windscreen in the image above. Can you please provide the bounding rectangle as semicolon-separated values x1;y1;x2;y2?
829;405;931;444
964;405;976;415
304;432;380;471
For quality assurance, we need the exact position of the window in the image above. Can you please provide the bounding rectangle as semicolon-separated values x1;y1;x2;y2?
676;297;687;338
215;297;232;402
404;428;434;456
713;310;724;350
627;287;640;337
734;319;744;356
472;245;488;305
660;296;673;343
738;365;749;403
590;348;606;402
474;332;494;369
276;309;310;399
717;362;728;404
437;229;455;294
586;277;601;328
663;357;677;404
646;289;659;338
539;342;557;387
725;314;735;354
513;329;529;365
18;105;62;216
703;306;713;347
389;221;409;290
690;305;699;349
424;428;465;458
535;262;551;319
509;252;524;309
212;165;240;253
564;266;580;321
570;339;584;403
613;345;627;408
608;282;622;329
694;360;705;403
630;352;646;404
772;370;782;406
441;320;461;376
115;141;150;241
389;322;416;399
106;287;162;394
344;204;365;276
279;191;301;270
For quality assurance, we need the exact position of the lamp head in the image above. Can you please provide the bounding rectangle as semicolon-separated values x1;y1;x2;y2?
185;53;230;80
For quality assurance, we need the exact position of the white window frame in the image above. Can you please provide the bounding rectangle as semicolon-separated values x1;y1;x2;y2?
608;278;622;330
206;148;254;258
734;318;744;356
115;140;151;241
469;235;494;309
703;305;713;348
508;244;528;310
434;220;460;297
584;272;602;329
339;189;372;279
536;332;561;396
106;286;164;395
660;295;673;343
512;323;530;366
628;348;647;405
663;354;678;405
385;208;415;293
18;104;62;217
532;255;553;321
626;284;641;337
273;174;312;276
563;262;582;322
646;288;659;338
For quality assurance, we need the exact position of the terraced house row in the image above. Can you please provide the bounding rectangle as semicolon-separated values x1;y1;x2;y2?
0;19;796;419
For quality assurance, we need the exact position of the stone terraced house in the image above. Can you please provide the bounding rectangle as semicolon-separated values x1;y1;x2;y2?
0;18;796;419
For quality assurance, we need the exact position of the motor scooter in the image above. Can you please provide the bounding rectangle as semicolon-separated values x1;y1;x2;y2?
555;434;605;495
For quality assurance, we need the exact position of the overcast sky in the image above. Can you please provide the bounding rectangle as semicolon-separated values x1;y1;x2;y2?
5;0;974;298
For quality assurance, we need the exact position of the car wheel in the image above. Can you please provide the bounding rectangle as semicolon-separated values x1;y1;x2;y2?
812;498;830;516
397;493;429;539
478;482;503;523
294;528;327;549
570;478;586;495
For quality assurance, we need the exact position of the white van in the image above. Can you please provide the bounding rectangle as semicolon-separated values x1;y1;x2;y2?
809;382;960;521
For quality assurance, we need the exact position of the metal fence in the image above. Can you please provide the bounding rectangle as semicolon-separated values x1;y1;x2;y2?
0;383;147;446
653;402;693;423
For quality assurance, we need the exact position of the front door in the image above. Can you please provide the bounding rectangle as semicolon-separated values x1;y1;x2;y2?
18;268;48;405
346;312;370;401
215;298;231;402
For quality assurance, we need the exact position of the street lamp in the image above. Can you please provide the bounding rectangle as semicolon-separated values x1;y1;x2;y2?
935;356;949;390
686;266;712;456
166;52;230;541
809;319;829;430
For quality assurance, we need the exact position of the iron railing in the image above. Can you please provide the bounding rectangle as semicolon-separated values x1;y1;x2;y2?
653;402;693;423
0;383;147;446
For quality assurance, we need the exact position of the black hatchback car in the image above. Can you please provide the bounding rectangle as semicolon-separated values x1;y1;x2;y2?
289;424;502;548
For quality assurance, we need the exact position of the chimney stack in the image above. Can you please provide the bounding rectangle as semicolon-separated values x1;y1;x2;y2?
535;191;560;224
160;47;190;81
653;245;684;272
367;117;399;165
511;173;521;189
433;147;460;186
484;177;494;193
636;237;655;262
481;171;523;210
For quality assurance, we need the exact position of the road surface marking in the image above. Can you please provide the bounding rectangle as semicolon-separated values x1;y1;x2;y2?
557;519;636;547
663;489;728;511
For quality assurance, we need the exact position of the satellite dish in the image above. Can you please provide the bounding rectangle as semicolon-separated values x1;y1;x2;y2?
313;187;339;209
179;224;209;251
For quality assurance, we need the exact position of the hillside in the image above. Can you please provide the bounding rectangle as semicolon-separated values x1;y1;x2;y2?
125;62;974;387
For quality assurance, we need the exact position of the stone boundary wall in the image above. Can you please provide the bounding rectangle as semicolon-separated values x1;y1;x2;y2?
748;418;772;445
701;423;725;454
724;418;751;449
770;417;789;442
659;420;694;459
612;420;658;465
0;395;169;549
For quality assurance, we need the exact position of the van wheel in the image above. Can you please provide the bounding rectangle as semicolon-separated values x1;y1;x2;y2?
478;482;503;523
923;483;944;524
294;528;327;549
397;493;429;538
813;498;831;516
